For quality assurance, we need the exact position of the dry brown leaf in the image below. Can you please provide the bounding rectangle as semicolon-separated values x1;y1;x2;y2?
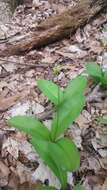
0;93;26;112
3;138;19;159
0;160;10;187
0;131;7;151
100;158;107;169
101;178;107;190
0;81;8;91
17;180;41;190
41;55;57;64
87;157;101;172
8;172;41;190
89;40;102;54
93;185;102;190
76;114;89;128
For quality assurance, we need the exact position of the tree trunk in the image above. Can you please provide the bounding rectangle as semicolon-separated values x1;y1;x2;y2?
0;0;107;57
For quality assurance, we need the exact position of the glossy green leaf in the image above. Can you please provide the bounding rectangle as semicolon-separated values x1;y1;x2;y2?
36;186;57;190
37;80;63;105
86;62;102;82
32;137;80;172
8;116;50;140
73;184;85;190
32;137;80;187
57;137;80;171
101;71;107;87
43;138;80;172
31;138;67;189
64;76;87;100
51;94;85;140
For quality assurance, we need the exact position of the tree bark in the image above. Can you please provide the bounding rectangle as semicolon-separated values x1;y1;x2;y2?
0;0;107;57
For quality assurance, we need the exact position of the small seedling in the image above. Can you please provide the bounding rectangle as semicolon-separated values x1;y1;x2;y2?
53;65;62;76
72;184;86;190
98;116;107;125
8;76;87;190
86;62;107;88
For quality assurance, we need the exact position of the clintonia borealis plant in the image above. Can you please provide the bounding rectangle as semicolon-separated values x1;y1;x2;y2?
8;76;87;190
86;62;107;88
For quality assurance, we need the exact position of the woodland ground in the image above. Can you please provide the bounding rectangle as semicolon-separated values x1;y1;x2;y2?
0;0;107;190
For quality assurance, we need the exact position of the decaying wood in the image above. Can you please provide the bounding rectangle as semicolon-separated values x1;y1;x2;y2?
0;0;107;57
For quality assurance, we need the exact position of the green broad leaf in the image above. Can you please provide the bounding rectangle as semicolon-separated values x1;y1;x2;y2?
99;117;107;124
101;71;107;87
8;116;50;140
41;138;80;172
86;62;102;82
64;76;87;100
37;80;63;105
36;186;57;190
73;184;85;190
57;138;80;171
31;138;67;189
51;94;85;140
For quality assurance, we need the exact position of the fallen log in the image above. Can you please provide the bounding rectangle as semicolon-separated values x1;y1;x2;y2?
0;0;107;57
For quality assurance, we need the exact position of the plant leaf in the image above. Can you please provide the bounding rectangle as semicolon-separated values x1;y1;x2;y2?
86;62;102;82
101;71;107;87
8;116;50;140
51;94;85;140
64;76;87;100
37;80;63;105
73;184;85;190
32;137;80;187
56;137;80;171
36;186;57;190
43;138;79;172
31;138;67;189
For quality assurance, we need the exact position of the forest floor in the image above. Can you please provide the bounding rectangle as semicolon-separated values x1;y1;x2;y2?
0;0;107;190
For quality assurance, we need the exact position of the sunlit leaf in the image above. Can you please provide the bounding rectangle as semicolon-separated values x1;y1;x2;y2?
64;76;87;100
31;138;67;189
32;138;79;187
86;62;102;82
37;80;63;105
56;137;80;171
101;71;107;87
8;116;50;140
51;94;85;140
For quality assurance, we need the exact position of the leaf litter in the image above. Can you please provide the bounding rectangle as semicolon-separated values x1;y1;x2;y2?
0;0;107;189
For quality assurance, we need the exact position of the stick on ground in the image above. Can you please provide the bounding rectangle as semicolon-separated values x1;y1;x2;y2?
0;0;107;57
